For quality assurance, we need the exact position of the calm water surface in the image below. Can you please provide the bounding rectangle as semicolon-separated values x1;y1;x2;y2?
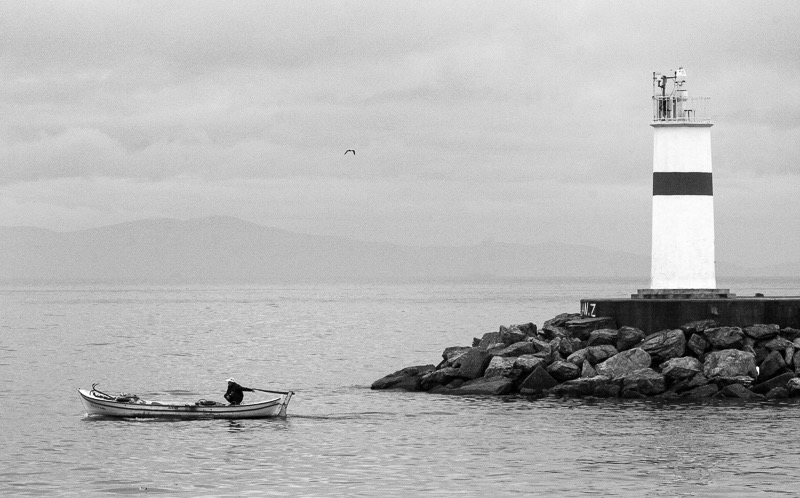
2;278;800;496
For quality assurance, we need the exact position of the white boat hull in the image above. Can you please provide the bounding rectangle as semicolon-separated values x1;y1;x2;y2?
78;389;292;419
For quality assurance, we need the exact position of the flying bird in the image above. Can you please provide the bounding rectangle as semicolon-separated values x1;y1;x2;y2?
344;149;355;155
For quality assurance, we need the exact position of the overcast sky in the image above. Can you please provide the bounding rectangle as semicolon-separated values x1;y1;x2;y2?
1;1;799;266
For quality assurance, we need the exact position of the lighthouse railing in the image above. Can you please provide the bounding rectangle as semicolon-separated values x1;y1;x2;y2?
652;96;711;123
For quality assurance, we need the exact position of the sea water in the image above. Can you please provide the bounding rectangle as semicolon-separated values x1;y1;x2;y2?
2;278;800;496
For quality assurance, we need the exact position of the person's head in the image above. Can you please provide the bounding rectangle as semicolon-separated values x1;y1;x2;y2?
226;378;235;385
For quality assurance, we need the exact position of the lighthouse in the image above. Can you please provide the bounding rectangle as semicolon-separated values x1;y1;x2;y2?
639;68;731;298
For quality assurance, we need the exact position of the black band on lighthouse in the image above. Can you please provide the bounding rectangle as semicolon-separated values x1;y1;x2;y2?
653;172;713;196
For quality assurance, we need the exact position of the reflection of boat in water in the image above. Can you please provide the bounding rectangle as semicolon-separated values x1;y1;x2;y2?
78;384;293;419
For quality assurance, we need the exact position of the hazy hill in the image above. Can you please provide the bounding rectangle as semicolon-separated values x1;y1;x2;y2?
0;216;781;284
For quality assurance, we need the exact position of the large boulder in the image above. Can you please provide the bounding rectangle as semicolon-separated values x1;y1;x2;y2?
680;319;718;335
744;324;780;340
616;326;645;351
794;350;800;373
518;366;559;395
595;348;652;379
587;329;618;347
638;329;686;363
752;372;797;394
484;356;518;378
719;384;764;400
765;387;789;400
703;349;757;379
441;346;471;366
371;364;436;390
783;328;800;341
683;383;719;399
420;367;463;391
786;377;800;396
660;357;703;381
785;346;795;366
565;317;616;341
448;376;515;396
549;376;616;398
586;345;618;364
514;355;546;373
703;327;744;349
547;360;581;382
498;325;527;345
477;332;501;350
495;341;537;357
758;350;787;383
558;337;584;356
453;348;493;379
581;360;598;378
514;322;538;337
687;334;710;357
621;368;666;396
541;313;580;340
566;348;589;366
764;336;793;351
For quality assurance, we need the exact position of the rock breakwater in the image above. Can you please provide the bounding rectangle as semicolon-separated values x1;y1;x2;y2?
371;313;800;400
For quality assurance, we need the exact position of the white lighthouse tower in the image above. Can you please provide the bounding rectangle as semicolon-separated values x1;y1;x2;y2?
638;68;731;298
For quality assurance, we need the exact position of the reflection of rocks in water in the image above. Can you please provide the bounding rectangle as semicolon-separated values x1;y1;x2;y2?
371;314;800;401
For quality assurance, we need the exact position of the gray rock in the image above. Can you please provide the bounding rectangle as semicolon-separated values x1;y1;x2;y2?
484;356;517;378
764;336;793;351
495;341;537;357
743;324;780;340
794;350;800;373
713;376;754;388
514;355;546;373
720;384;764;400
566;348;589;366
782;328;800;341
565;317;616;341
758;350;787;383
514;322;538;337
754;347;770;365
519;366;559;394
785;346;795;367
786;377;800;396
703;349;757;379
621;368;666;395
581;360;597;378
660;357;703;381
547;360;581;382
687;372;710;388
442;346;471;366
420;367;462;391
765;387;789;400
558;337;584;356
683;384;719;399
371;364;436;390
477;332;501;350
751;372;797;394
703;327;744;349
529;338;552;355
687;334;710;356
681;319;718;334
549;375;615;397
454;348;493;380
587;328;618;347
499;325;527;345
586;345;618;364
616;326;645;351
541;325;571;340
449;376;515;396
638;329;686;363
543;313;581;329
595;348;652;379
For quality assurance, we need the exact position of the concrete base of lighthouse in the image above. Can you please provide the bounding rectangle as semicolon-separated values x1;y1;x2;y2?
579;296;800;335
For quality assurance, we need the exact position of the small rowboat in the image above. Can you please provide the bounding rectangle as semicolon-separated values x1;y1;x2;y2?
78;384;294;419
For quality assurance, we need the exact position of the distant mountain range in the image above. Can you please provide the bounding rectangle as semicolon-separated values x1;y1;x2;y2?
0;216;793;283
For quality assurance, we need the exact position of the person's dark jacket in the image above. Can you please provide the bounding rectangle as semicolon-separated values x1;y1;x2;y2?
224;382;254;405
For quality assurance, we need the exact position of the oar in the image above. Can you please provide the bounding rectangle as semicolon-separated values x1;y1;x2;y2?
250;388;294;395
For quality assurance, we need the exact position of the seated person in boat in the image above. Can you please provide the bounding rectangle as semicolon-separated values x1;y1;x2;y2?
224;378;254;405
